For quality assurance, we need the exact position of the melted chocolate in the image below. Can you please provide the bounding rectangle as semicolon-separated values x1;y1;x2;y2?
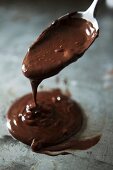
22;13;98;105
7;89;83;152
22;13;97;80
7;12;99;154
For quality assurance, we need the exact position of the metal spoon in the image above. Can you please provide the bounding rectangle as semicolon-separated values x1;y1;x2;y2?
77;0;99;31
60;0;99;32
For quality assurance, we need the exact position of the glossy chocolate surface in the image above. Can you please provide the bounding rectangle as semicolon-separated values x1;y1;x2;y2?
7;12;99;154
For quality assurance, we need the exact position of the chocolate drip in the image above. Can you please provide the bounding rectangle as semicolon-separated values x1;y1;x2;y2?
30;79;41;106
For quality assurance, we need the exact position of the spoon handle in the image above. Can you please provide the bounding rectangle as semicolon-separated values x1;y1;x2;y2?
86;0;99;16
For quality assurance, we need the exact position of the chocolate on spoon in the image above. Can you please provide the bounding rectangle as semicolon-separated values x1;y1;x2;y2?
22;0;99;106
7;0;100;155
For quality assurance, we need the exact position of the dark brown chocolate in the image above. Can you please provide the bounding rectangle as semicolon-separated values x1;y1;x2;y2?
7;89;83;152
22;13;98;106
22;14;97;81
7;12;99;154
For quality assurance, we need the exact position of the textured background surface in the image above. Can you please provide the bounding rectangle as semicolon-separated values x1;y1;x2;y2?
0;0;113;169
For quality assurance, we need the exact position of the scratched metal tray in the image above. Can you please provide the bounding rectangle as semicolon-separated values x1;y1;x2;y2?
0;0;113;170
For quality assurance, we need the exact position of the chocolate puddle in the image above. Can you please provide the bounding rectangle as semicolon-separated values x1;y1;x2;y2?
7;12;100;154
7;90;82;151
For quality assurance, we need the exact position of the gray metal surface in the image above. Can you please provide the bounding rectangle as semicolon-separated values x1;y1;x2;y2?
0;0;113;169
